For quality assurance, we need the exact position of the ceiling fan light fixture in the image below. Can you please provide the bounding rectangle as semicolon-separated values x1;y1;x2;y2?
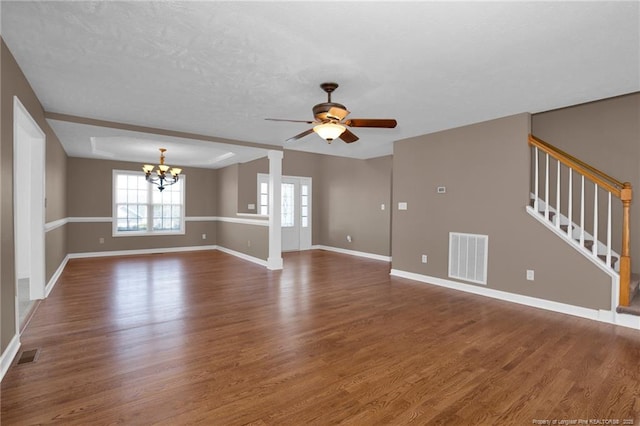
313;122;346;142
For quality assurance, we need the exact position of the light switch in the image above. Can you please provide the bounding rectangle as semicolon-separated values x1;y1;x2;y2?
398;202;408;210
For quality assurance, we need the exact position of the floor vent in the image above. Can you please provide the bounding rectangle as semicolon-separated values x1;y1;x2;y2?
17;348;40;365
449;232;489;285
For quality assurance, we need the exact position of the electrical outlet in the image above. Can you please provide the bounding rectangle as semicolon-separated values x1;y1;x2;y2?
247;240;251;247
526;270;535;281
421;254;427;263
248;203;255;210
381;204;385;210
202;234;206;240
99;237;104;244
347;235;352;243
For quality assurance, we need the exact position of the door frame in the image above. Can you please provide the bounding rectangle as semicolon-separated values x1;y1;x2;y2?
258;173;312;252
13;96;46;333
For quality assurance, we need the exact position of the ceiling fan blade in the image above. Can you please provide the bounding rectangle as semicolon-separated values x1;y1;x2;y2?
286;128;315;142
339;128;359;143
345;118;397;128
327;106;350;121
266;118;315;124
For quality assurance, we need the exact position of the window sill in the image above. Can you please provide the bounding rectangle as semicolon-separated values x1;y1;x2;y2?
236;213;269;219
113;230;186;237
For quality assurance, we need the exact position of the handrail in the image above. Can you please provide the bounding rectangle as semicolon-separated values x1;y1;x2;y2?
528;135;626;198
529;134;633;306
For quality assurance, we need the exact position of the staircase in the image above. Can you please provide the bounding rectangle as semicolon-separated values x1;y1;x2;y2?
528;135;638;316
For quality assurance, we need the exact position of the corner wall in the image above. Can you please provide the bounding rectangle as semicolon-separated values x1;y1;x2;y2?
216;164;268;260
316;154;391;256
1;40;68;354
391;113;612;310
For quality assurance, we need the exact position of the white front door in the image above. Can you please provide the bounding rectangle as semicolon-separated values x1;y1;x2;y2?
258;174;312;252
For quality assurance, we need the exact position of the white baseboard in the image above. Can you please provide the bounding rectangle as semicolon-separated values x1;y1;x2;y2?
389;269;638;330
68;244;266;267
46;254;70;297
216;246;268;267
613;312;640;329
68;245;219;259
311;245;391;262
0;334;21;382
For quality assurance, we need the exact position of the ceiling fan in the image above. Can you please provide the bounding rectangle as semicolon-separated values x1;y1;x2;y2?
266;82;397;144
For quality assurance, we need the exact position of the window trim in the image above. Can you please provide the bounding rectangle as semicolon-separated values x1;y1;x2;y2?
112;169;186;237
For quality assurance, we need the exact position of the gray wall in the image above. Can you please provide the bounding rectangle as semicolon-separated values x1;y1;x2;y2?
66;157;217;253
532;93;640;262
392;113;612;310
1;40;68;352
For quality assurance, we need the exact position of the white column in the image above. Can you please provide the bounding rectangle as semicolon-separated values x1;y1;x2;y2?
267;150;283;270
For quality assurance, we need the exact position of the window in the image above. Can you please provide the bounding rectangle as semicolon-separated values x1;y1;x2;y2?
113;170;185;236
301;183;309;228
281;182;295;227
259;180;269;215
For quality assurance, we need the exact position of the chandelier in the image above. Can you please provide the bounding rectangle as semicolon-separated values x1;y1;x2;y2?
142;148;182;192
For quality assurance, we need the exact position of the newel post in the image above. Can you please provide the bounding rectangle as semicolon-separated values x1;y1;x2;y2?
619;182;632;306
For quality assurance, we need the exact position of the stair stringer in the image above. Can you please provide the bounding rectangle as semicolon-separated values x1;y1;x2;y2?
525;205;620;313
529;195;620;272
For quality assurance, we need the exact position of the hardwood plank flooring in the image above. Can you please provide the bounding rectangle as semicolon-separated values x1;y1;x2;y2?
2;250;639;424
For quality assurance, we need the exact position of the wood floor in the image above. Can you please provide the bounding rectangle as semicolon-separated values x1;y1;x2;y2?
2;250;639;424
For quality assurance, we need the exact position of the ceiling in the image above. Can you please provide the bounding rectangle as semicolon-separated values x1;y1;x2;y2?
1;1;639;166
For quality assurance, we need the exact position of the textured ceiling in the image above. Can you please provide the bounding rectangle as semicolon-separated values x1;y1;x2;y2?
1;1;639;163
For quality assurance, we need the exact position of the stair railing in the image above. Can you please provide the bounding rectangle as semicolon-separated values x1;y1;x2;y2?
528;135;633;306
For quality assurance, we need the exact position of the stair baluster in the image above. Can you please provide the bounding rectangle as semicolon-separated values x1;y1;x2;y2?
556;160;561;229
534;146;539;211
607;192;612;268
593;183;598;257
545;153;550;221
567;169;573;238
580;175;585;247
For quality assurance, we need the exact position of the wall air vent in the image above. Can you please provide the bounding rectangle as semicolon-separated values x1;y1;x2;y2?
448;232;488;285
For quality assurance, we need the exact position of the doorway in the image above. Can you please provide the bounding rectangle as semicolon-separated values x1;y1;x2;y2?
13;96;46;331
258;174;312;252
